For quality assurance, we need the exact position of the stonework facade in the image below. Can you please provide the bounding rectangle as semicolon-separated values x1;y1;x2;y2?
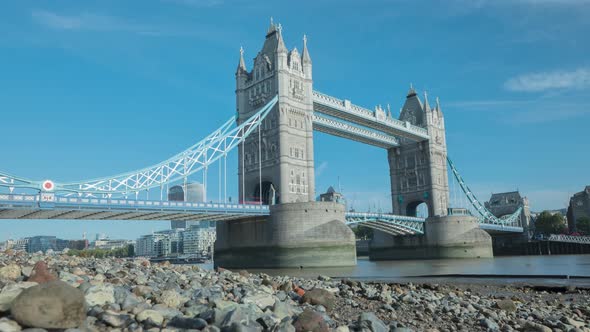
388;89;449;217
485;191;532;235
236;23;315;204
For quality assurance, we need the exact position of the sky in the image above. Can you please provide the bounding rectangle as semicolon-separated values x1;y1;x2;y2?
1;0;589;241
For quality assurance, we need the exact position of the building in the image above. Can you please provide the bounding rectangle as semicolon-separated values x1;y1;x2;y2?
14;238;29;252
155;229;183;257
484;191;532;236
92;235;132;250
136;233;168;257
169;182;209;229
182;226;216;256
319;186;346;205
567;186;590;232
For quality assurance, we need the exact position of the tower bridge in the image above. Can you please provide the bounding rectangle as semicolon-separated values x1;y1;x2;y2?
0;21;528;267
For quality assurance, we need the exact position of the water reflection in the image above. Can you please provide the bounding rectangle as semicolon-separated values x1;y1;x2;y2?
200;255;590;286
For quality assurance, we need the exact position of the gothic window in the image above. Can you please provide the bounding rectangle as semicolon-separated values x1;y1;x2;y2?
296;175;300;185
294;149;299;159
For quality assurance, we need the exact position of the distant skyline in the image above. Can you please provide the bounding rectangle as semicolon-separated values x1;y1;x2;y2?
1;0;589;241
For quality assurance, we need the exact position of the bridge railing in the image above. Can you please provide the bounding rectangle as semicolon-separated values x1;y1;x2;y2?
0;193;270;213
548;234;590;244
312;90;429;138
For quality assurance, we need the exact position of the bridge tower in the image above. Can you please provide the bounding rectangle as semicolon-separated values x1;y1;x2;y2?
216;21;356;268
236;21;315;205
388;88;449;217
370;88;493;260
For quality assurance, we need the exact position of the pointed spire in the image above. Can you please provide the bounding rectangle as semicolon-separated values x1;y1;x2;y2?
387;103;392;118
302;34;311;64
407;83;417;98
267;17;276;35
423;91;431;111
436;96;442;113
237;46;246;73
276;22;287;53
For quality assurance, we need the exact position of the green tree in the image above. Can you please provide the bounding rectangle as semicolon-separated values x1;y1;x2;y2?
352;226;374;240
577;216;590;234
534;211;567;235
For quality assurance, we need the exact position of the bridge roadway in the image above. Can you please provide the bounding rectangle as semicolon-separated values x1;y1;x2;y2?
0;194;522;235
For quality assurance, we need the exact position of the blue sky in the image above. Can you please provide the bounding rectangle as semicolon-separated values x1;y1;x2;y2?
1;0;589;241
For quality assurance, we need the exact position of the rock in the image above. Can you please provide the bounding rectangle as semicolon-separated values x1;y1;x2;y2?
99;311;133;328
242;294;275;311
159;289;182;308
276;320;296;332
11;281;86;329
0;282;38;312
300;288;336;312
496;299;517;312
358;312;388;332
121;293;141;311
20;267;33;278
293;309;329;332
335;326;350;332
481;318;499;331
85;284;115;306
167;317;208;329
561;316;585;328
0;318;21;332
27;262;57;284
273;301;296;320
523;321;552;332
0;264;21;280
136;309;164;326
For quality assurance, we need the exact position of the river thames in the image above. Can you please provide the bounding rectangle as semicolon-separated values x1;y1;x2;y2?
203;254;590;286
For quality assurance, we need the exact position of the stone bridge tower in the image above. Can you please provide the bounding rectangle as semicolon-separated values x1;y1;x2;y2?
388;87;449;217
236;21;315;205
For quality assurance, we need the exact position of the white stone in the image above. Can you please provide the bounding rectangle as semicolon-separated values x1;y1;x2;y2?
85;284;115;306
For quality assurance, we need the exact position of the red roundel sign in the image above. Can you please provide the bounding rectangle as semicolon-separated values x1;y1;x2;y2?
42;180;54;191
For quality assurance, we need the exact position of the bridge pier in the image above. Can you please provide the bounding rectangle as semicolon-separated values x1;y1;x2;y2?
369;215;493;260
214;201;356;268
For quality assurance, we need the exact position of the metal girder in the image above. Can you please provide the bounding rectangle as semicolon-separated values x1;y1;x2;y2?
345;212;425;235
548;234;590;244
312;90;430;141
0;96;278;197
447;157;522;228
312;114;399;148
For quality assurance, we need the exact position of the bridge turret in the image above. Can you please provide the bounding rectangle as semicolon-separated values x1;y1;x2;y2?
236;21;316;205
302;35;312;79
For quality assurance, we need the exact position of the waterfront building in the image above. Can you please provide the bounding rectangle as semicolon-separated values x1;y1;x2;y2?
136;233;168;257
14;238;29;252
567;186;590;232
168;182;211;230
92;236;132;250
182;226;216;256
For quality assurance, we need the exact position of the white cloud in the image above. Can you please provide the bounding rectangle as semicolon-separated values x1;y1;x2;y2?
31;10;160;35
504;68;590;92
315;161;329;177
162;0;223;7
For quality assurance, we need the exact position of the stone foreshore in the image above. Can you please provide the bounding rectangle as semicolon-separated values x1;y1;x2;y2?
0;251;589;332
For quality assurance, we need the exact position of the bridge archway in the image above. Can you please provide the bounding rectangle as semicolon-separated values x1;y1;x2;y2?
406;201;429;218
253;181;276;205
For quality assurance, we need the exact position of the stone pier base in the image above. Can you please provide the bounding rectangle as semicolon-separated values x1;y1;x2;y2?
369;215;493;260
214;201;357;268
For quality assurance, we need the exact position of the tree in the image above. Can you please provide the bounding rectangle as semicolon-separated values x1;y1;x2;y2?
352;226;374;240
534;211;567;235
577;216;590;234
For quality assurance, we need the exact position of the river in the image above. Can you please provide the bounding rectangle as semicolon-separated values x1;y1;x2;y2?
201;254;590;286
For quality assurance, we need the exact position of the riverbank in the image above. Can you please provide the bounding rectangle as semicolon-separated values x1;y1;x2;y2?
0;252;589;331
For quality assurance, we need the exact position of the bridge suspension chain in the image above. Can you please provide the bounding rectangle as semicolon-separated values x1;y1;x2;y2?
447;157;522;227
0;96;278;197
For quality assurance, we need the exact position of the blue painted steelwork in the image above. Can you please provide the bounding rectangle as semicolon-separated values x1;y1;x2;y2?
0;96;278;197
